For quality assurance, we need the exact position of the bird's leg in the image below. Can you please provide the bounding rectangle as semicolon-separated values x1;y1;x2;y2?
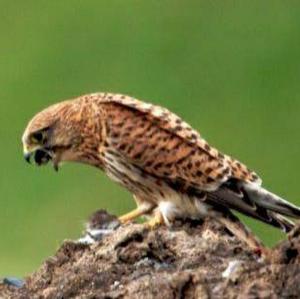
144;210;164;229
119;202;154;223
119;208;147;223
216;211;270;258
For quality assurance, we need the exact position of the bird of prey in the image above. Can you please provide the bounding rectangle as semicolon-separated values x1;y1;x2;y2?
22;93;300;254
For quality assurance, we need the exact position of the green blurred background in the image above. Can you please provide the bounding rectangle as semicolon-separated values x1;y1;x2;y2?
1;1;300;277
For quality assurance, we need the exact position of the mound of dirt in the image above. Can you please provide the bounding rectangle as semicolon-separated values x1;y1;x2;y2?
1;210;300;299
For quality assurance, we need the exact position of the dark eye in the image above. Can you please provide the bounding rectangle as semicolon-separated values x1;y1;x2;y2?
31;131;45;143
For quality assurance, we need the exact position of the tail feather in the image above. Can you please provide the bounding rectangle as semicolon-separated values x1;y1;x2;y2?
207;187;295;233
204;180;298;233
242;182;300;219
268;212;295;233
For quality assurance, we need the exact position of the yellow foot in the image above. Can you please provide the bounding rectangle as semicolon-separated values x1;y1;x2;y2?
144;212;164;229
119;207;151;223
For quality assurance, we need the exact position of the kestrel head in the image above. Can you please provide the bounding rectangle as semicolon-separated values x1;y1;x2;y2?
22;97;100;171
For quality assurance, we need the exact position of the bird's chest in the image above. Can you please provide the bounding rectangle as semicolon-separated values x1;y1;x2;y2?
101;150;211;220
102;150;167;202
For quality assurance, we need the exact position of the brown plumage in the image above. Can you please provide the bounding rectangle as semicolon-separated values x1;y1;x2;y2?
22;93;300;254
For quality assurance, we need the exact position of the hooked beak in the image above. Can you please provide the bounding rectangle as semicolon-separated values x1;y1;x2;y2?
24;151;32;164
23;144;35;164
23;144;56;170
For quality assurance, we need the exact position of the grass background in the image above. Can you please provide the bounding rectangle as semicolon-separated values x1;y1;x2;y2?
1;1;300;276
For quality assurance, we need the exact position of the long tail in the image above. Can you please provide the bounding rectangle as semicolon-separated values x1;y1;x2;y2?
206;181;299;233
268;212;295;232
242;182;300;219
238;182;300;233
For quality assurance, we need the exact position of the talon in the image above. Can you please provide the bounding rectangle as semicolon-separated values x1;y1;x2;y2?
119;209;143;223
118;217;129;224
119;206;153;224
144;212;164;229
118;214;136;224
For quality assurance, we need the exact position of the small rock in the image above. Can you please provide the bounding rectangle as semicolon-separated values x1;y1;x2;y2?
3;277;24;288
222;260;244;281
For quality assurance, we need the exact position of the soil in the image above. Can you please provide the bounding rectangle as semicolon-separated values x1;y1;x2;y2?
1;210;300;299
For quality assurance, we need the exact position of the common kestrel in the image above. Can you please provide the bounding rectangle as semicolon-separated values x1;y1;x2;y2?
22;93;300;254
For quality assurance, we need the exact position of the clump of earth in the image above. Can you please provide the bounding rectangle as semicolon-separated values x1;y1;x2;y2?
1;210;300;299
